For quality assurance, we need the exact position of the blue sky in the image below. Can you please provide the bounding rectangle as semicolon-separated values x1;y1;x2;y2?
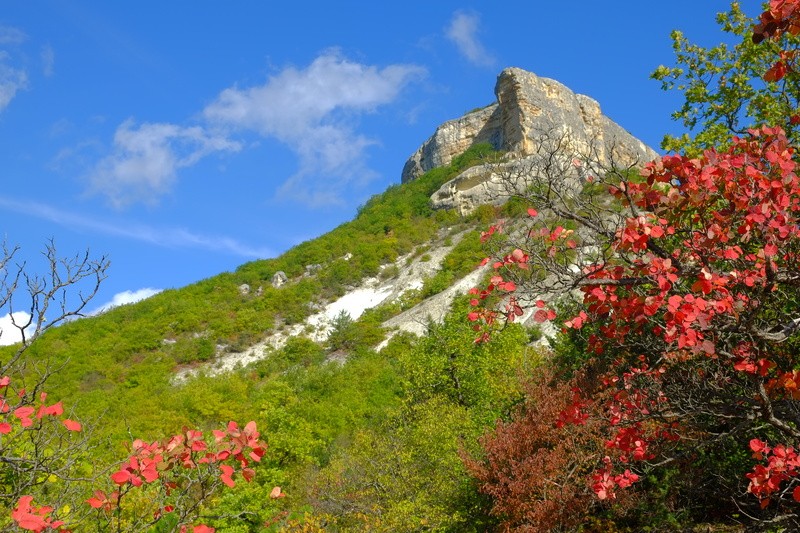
0;2;735;338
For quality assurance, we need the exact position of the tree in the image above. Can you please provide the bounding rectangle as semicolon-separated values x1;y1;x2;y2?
652;1;800;155
325;311;358;352
307;397;487;532
0;242;269;532
399;298;530;416
469;2;800;527
0;241;108;531
465;369;613;532
0;240;108;369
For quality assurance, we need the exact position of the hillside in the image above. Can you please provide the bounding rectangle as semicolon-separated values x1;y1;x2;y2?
1;65;722;531
6;0;800;528
1;137;537;530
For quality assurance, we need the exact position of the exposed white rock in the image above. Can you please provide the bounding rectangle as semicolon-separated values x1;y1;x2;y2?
377;265;489;350
401;104;501;183
271;271;288;288
174;229;480;380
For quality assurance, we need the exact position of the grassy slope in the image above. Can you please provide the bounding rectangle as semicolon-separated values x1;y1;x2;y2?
0;143;552;530
0;143;502;447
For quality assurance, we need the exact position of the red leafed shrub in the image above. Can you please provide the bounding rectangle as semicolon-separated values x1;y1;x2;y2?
465;370;622;532
466;4;800;526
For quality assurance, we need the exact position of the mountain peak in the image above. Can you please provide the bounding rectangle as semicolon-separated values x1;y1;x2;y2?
401;67;657;183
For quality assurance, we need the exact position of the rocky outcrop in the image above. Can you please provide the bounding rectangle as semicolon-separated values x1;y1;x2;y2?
429;154;562;215
271;271;288;288
401;104;501;183
429;164;504;215
401;67;658;183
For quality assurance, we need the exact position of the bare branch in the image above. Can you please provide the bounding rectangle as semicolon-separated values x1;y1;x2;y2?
0;240;109;376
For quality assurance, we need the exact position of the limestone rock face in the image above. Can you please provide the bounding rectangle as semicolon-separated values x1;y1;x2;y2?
401;104;501;183
401;67;658;184
429;164;504;215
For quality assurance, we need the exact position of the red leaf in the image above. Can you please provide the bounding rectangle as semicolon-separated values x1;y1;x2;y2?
14;406;34;421
86;497;104;509
111;470;131;485
220;464;235;487
533;309;550;323
765;61;787;82
249;448;265;462
750;439;768;454
15;514;47;532
62;419;81;432
141;462;159;483
44;402;64;417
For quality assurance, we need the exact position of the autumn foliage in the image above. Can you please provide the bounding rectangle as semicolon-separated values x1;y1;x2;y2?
5;409;267;532
83;421;266;532
465;370;611;532
473;112;800;522
467;1;800;527
0;372;267;532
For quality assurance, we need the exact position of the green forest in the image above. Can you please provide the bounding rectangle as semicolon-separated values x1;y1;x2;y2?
5;2;800;531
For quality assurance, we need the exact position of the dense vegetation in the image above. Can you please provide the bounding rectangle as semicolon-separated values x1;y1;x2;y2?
465;2;800;530
5;2;800;531
0;142;542;531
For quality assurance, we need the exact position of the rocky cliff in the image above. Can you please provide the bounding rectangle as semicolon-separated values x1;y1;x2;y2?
401;67;657;185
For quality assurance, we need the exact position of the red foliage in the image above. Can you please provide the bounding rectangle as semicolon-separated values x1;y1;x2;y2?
2;371;268;531
470;7;800;512
754;0;800;44
746;439;800;506
754;0;800;82
466;371;619;531
538;125;800;503
83;421;267;530
10;496;68;533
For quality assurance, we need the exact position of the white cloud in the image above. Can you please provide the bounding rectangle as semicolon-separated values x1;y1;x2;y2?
0;25;26;45
0;311;31;346
446;11;496;67
91;288;161;315
0;25;29;113
0;52;28;113
0;196;274;258
41;44;55;77
204;51;426;205
88;120;241;207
